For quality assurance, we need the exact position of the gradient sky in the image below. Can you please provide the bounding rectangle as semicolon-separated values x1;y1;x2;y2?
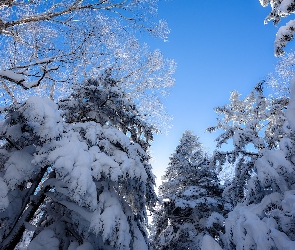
146;0;295;187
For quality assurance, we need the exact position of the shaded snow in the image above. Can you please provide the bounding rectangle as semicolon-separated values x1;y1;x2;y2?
0;177;8;211
201;235;222;250
27;229;59;250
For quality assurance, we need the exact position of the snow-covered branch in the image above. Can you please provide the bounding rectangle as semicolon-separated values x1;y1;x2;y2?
260;0;295;55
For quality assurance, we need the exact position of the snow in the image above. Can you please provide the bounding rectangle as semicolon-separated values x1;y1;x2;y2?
103;127;130;149
254;149;293;192
24;80;40;89
279;0;295;14
0;177;8;212
4;146;35;189
259;0;270;7
68;242;79;250
76;242;94;250
275;20;295;56
0;70;25;83
183;186;206;196
90;189;131;249
226;191;295;249
0;85;157;249
281;190;295;215
226;204;272;249
201;235;222;250
83;122;102;145
270;228;295;250
21;97;63;140
46;132;98;209
279;137;293;155
35;58;51;64
27;229;59;250
206;212;225;228
133;225;148;250
286;76;295;131
91;151;121;181
175;196;218;209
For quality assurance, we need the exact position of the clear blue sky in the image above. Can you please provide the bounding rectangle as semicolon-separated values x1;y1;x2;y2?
146;0;293;187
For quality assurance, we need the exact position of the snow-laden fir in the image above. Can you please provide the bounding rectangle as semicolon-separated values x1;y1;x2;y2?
0;75;157;249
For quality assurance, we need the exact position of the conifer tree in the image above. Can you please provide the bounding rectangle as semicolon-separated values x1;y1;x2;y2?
208;82;288;206
210;82;295;249
150;131;226;250
0;74;157;249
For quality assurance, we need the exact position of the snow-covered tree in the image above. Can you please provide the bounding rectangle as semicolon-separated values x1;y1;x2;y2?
224;81;295;249
208;82;288;206
265;49;295;100
0;1;174;248
266;52;294;98
259;0;295;56
150;131;226;250
0;74;157;249
0;0;169;91
209;80;295;249
0;0;175;131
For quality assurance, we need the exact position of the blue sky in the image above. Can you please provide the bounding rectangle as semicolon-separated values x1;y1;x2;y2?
147;0;292;187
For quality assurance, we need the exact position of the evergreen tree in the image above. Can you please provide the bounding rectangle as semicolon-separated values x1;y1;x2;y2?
210;81;295;249
150;131;226;250
208;82;288;206
0;74;157;249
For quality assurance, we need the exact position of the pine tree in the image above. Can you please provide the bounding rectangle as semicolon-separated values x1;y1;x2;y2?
0;74;157;249
150;131;226;250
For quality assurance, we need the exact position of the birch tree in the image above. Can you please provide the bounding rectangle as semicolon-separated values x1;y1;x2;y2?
0;0;175;130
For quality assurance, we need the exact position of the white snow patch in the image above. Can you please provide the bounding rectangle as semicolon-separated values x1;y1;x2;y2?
0;70;25;83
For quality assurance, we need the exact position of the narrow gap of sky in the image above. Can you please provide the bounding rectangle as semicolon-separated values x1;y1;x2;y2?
140;0;293;187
